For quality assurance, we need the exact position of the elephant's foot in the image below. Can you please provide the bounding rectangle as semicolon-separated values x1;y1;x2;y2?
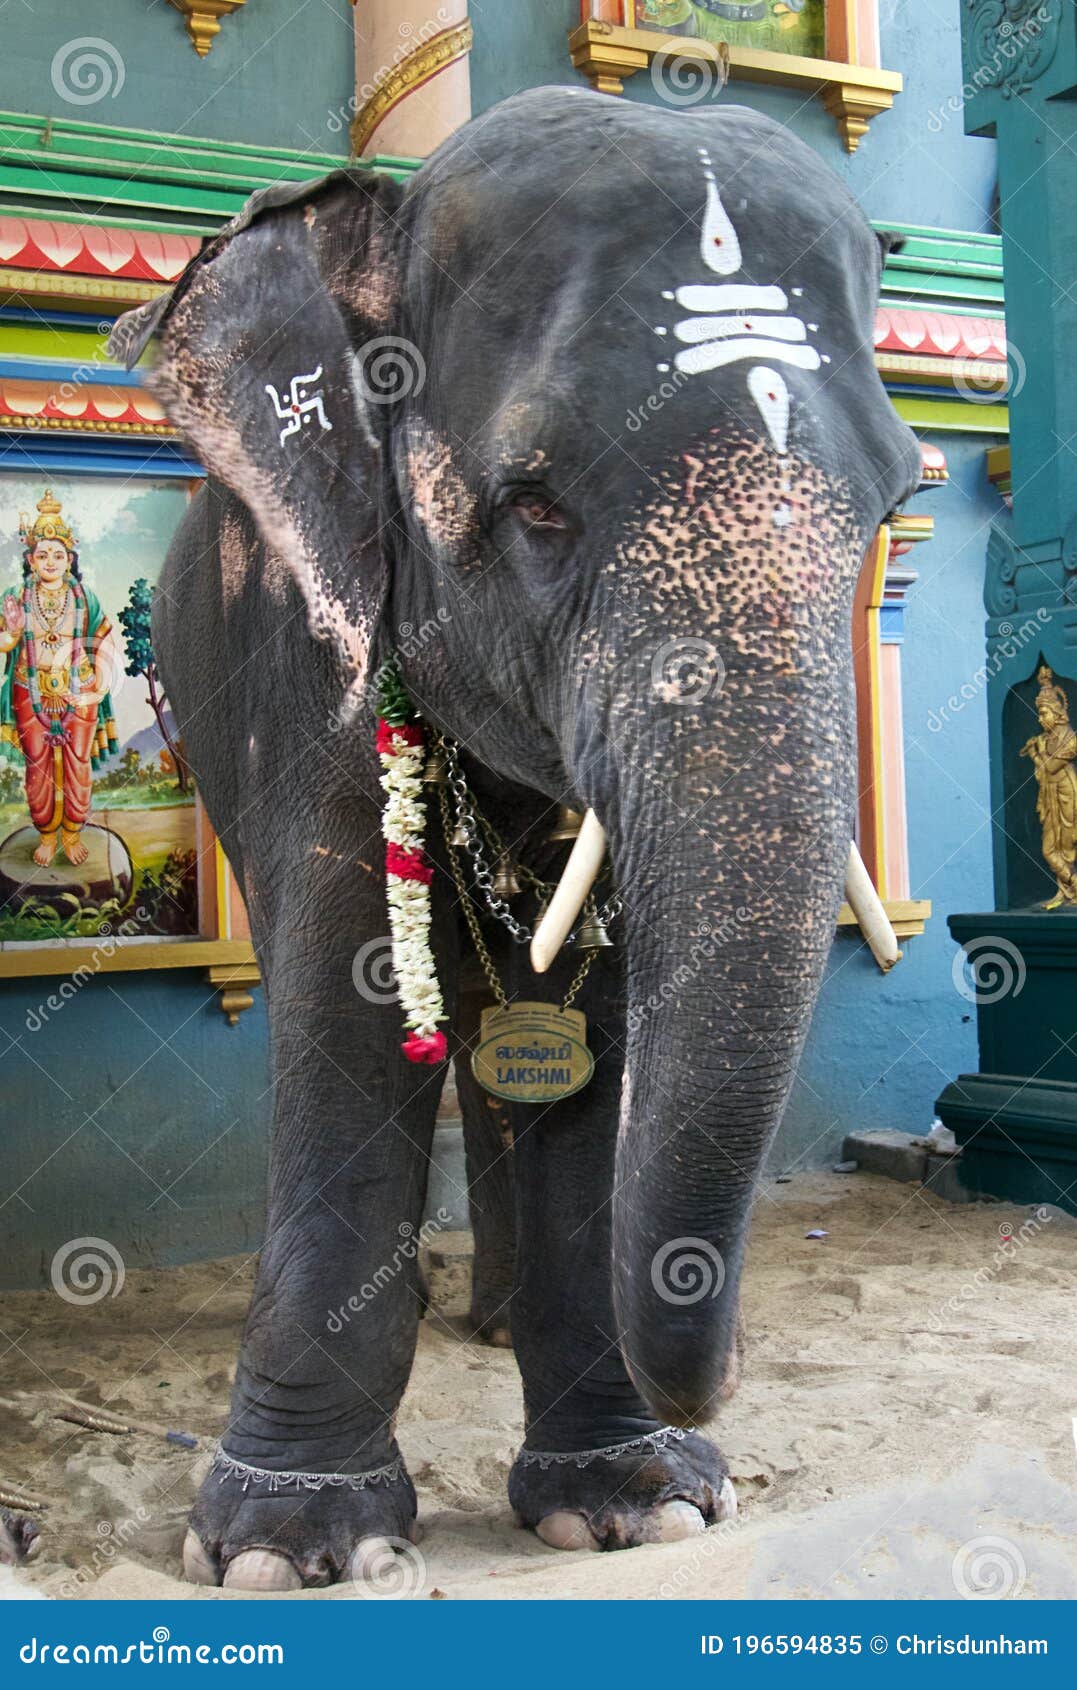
470;1255;515;1349
507;1426;735;1552
184;1450;421;1591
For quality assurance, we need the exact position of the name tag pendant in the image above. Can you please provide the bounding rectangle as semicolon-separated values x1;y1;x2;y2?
471;1002;594;1104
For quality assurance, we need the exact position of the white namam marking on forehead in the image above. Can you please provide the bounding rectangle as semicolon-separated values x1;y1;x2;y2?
655;149;822;457
700;166;742;276
747;366;791;455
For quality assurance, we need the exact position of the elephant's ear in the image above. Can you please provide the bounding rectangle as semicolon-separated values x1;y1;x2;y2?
109;169;406;710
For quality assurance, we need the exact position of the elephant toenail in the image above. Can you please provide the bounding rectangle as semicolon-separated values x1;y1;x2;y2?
222;1549;302;1590
649;1501;706;1542
535;1512;602;1552
345;1536;427;1595
182;1530;218;1586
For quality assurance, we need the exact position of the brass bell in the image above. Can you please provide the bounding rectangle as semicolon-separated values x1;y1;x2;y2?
576;908;613;951
422;743;448;785
450;820;470;849
547;804;584;843
492;853;523;898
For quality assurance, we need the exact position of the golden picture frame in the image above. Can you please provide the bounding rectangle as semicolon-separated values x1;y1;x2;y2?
571;1;902;152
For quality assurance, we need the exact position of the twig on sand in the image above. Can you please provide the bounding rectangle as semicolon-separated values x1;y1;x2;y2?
0;1483;47;1514
53;1396;198;1449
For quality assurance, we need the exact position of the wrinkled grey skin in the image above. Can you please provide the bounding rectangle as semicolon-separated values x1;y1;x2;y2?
110;88;920;1587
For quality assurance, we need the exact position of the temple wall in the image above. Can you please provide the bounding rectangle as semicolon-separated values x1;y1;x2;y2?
0;0;356;153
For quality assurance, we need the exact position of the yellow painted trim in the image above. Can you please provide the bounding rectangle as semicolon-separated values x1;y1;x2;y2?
0;417;176;437
865;527;889;902
892;395;1009;434
986;442;1011;484
0;268;169;310
837;898;931;938
568;22;901;149
875;351;1007;391
168;0;247;58
214;837;230;940
0;938;256;979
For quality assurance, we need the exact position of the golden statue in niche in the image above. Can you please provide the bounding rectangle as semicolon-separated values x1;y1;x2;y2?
1021;665;1077;909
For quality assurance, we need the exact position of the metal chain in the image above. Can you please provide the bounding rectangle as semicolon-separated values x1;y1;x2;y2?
438;769;599;1013
440;736;623;944
443;739;532;944
438;783;508;1008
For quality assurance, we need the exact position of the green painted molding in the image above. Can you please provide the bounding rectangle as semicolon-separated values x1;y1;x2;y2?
875;220;1004;316
0;109;421;233
892;395;1008;435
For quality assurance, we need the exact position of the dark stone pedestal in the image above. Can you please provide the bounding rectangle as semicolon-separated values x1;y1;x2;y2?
935;911;1077;1217
0;824;134;917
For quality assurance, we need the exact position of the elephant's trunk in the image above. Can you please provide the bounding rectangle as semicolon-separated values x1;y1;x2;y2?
603;694;853;1425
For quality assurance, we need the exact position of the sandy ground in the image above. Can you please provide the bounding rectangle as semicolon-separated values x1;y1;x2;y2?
2;1171;1076;1602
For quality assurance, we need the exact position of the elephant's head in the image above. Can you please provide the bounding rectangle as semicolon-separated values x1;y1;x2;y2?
111;88;920;1425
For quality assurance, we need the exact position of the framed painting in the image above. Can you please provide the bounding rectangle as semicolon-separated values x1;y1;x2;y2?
570;0;902;152
0;470;258;1018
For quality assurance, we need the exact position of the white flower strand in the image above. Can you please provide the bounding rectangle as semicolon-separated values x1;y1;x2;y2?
379;731;446;1043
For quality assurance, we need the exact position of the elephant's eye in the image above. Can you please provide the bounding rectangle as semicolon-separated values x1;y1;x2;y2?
505;490;570;534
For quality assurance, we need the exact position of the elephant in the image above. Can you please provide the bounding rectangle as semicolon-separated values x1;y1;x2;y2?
109;85;921;1589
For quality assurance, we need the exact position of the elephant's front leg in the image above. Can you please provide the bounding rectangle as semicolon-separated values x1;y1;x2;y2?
185;872;451;1591
506;998;736;1552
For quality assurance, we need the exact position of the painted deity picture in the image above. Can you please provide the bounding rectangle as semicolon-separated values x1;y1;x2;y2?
0;479;197;943
632;0;824;59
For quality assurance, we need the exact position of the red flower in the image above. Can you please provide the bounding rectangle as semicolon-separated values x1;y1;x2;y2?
385;843;434;885
402;1030;447;1065
376;718;424;756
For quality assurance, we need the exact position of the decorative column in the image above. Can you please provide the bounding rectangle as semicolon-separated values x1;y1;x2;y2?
935;4;1077;1215
349;0;472;161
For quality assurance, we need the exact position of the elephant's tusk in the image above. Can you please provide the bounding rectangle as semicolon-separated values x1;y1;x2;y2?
530;808;608;974
844;842;902;973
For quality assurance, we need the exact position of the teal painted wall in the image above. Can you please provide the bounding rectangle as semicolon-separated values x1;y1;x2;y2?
785;434;1000;1168
0;2;1002;1279
0;0;355;155
469;0;998;234
0;976;269;1289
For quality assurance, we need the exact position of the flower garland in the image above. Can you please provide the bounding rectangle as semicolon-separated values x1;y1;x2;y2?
21;572;89;741
376;660;447;1066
